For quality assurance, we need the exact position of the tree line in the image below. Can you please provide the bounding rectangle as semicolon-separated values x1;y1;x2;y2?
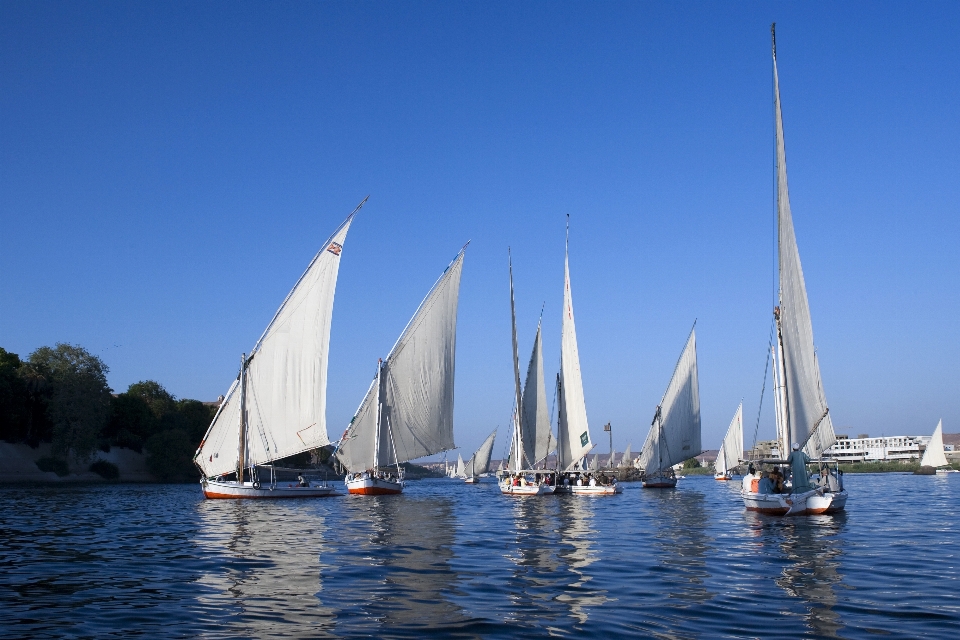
0;343;215;482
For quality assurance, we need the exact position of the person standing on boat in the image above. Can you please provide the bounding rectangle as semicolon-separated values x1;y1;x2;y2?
787;443;813;493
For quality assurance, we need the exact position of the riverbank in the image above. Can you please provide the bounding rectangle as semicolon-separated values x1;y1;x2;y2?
0;441;155;483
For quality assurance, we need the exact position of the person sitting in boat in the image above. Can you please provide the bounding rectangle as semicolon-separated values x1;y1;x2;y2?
768;469;784;494
297;474;309;487
818;465;840;492
563;475;570;486
757;471;775;494
786;443;813;493
576;474;584;486
588;475;597;487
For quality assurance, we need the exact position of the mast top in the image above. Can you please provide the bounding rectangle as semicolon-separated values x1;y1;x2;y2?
771;23;777;58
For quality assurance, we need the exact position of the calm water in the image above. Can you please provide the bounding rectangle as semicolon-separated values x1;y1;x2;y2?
1;473;958;639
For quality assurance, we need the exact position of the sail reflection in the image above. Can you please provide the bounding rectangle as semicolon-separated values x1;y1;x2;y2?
194;499;336;638
555;497;609;624
329;495;468;634
650;489;714;605
754;513;847;638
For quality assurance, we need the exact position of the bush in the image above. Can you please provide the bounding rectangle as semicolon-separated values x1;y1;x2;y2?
682;458;702;469
89;460;120;480
36;456;70;477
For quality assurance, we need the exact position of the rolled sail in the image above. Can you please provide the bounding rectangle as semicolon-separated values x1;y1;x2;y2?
639;327;701;473
773;49;836;459
337;248;466;472
196;214;355;478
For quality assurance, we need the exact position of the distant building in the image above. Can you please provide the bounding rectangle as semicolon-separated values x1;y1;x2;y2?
823;434;926;462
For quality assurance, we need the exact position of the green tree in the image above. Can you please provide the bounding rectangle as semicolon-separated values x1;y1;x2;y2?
0;348;31;443
176;399;216;445
104;393;157;452
29;344;112;463
144;428;197;482
682;457;702;469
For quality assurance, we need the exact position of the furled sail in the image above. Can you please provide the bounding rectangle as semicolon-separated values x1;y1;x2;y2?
639;326;701;473
557;219;594;471
336;247;466;472
716;403;743;475
465;429;497;478
920;420;948;468
620;443;632;468
773;36;836;459
196;207;359;478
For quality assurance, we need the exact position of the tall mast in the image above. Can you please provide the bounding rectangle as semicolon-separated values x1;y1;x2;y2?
772;22;793;451
508;249;524;471
373;359;382;470
237;353;247;482
555;373;563;471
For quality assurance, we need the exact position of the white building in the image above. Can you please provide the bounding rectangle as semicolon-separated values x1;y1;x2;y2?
823;434;929;462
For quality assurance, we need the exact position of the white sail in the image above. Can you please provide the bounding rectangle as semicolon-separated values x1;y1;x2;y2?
620;443;632;468
920;420;948;468
557;219;594;472
716;403;743;475
336;248;466;472
773;37;836;459
589;454;599;470
519;322;553;466
639;326;701;473
455;454;466;478
196;209;358;478
465;429;497;478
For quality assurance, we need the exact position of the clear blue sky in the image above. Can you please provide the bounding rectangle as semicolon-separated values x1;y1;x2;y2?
2;2;958;458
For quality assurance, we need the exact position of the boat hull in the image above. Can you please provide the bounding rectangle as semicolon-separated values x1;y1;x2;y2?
570;484;622;495
201;479;337;499
936;469;959;475
742;488;847;516
500;482;554;496
345;476;404;495
464;477;480;484
714;473;732;481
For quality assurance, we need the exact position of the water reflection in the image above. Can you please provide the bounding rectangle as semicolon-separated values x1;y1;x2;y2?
195;499;336;638
505;497;562;625
650;489;713;605
330;495;468;636
748;512;847;637
555;496;609;624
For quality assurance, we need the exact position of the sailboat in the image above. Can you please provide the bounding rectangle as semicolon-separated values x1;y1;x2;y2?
619;443;632;467
555;217;604;495
464;429;497;483
336;244;468;495
195;198;367;498
715;403;743;481
741;25;848;515
500;251;555;496
917;420;957;474
639;325;701;488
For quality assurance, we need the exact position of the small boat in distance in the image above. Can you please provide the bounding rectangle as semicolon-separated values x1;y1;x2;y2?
715;403;743;481
741;25;847;516
917;420;958;475
638;324;701;488
336;245;468;495
464;429;497;483
194;198;368;499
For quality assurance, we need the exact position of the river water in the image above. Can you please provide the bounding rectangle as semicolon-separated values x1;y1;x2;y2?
1;473;957;639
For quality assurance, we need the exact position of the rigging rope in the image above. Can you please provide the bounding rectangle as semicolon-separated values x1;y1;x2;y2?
751;316;777;453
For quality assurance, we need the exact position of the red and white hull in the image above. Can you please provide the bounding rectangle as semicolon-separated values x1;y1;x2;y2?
201;478;337;499
714;472;733;481
742;488;847;516
570;484;623;496
345;475;404;495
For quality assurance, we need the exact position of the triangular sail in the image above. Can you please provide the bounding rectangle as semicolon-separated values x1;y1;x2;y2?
196;208;359;478
920;420;948;468
716;403;743;475
639;326;701;473
518;322;554;467
455;454;465;478
620;443;632;468
336;248;466;472
465;429;497;478
589;454;599;470
773;30;836;459
557;219;594;472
